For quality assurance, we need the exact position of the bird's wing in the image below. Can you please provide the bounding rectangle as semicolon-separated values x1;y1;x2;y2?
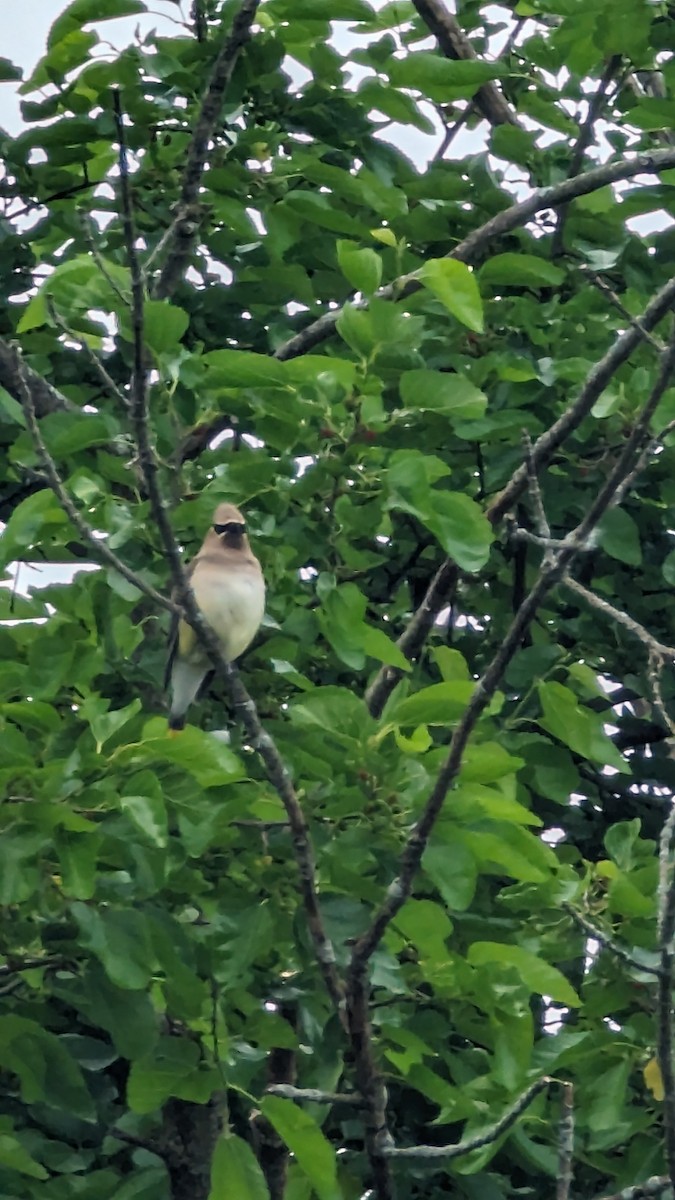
164;560;196;690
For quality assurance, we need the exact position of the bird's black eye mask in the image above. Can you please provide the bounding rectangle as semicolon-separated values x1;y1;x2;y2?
214;521;246;536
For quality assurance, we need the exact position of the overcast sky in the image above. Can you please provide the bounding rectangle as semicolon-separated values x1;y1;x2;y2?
0;1;177;133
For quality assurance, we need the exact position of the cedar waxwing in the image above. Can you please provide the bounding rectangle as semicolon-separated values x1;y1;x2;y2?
165;502;265;732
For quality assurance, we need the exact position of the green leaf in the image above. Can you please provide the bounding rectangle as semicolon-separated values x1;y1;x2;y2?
388;53;501;102
0;58;22;82
209;1135;270;1200
336;303;375;355
597;507;642;567
538;681;629;773
120;793;169;849
399;369;487;421
461;824;554;883
48;0;146;48
393;899;453;962
423;840;477;911
0;489;68;567
142;301;190;356
260;1096;341;1200
80;696;141;752
604;818;642;870
0;1017;94;1118
663;548;675;585
388;681;475;726
385;451;492;570
424;492;493;571
337;241;382;295
205;349;289;387
16;293;48;333
112;725;246;788
127;1036;202;1114
0;1132;47;1179
480;254;565;288
43;410;117;457
419;259;484;333
55;831;99;899
467;942;580;1006
72;903;155;989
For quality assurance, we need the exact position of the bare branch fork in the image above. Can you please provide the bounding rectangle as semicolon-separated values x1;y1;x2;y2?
342;332;675;1192
410;0;519;129
366;272;675;718
111;89;347;1025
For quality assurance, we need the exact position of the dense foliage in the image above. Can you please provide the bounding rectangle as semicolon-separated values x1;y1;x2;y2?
3;0;675;1197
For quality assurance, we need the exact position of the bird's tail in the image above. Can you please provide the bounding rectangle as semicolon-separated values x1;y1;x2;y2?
167;659;207;733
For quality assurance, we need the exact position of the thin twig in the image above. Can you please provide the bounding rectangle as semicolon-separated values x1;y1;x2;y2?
612;415;675;510
0;334;73;416
658;807;675;1191
113;89;346;1027
384;1077;551;1158
562;576;675;663
265;1085;365;1106
563;903;663;978
556;1082;574;1200
648;651;675;738
14;347;178;616
78;211;128;306
45;297;129;411
153;0;260;300
596;1178;672;1200
552;56;621;256
523;430;551;541
587;271;667;352
0;955;65;977
110;1126;166;1158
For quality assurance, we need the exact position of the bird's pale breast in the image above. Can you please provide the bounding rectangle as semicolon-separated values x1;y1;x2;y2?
192;567;265;662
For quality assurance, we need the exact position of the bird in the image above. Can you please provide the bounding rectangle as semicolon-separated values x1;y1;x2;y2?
165;502;265;732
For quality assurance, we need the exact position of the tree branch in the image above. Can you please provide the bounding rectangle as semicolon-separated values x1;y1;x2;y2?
384;1077;551;1158
365;274;675;717
0;334;72;416
14;344;178;616
555;1082;574;1200
411;0;519;128
597;1180;672;1200
264;1085;364;1106
45;297;130;413
563;903;663;979
658;807;675;1190
353;332;675;967
562;576;675;663
113;89;346;1026
152;0;260;300
551;56;621;256
586;270;667;352
275;149;675;363
350;338;675;1180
